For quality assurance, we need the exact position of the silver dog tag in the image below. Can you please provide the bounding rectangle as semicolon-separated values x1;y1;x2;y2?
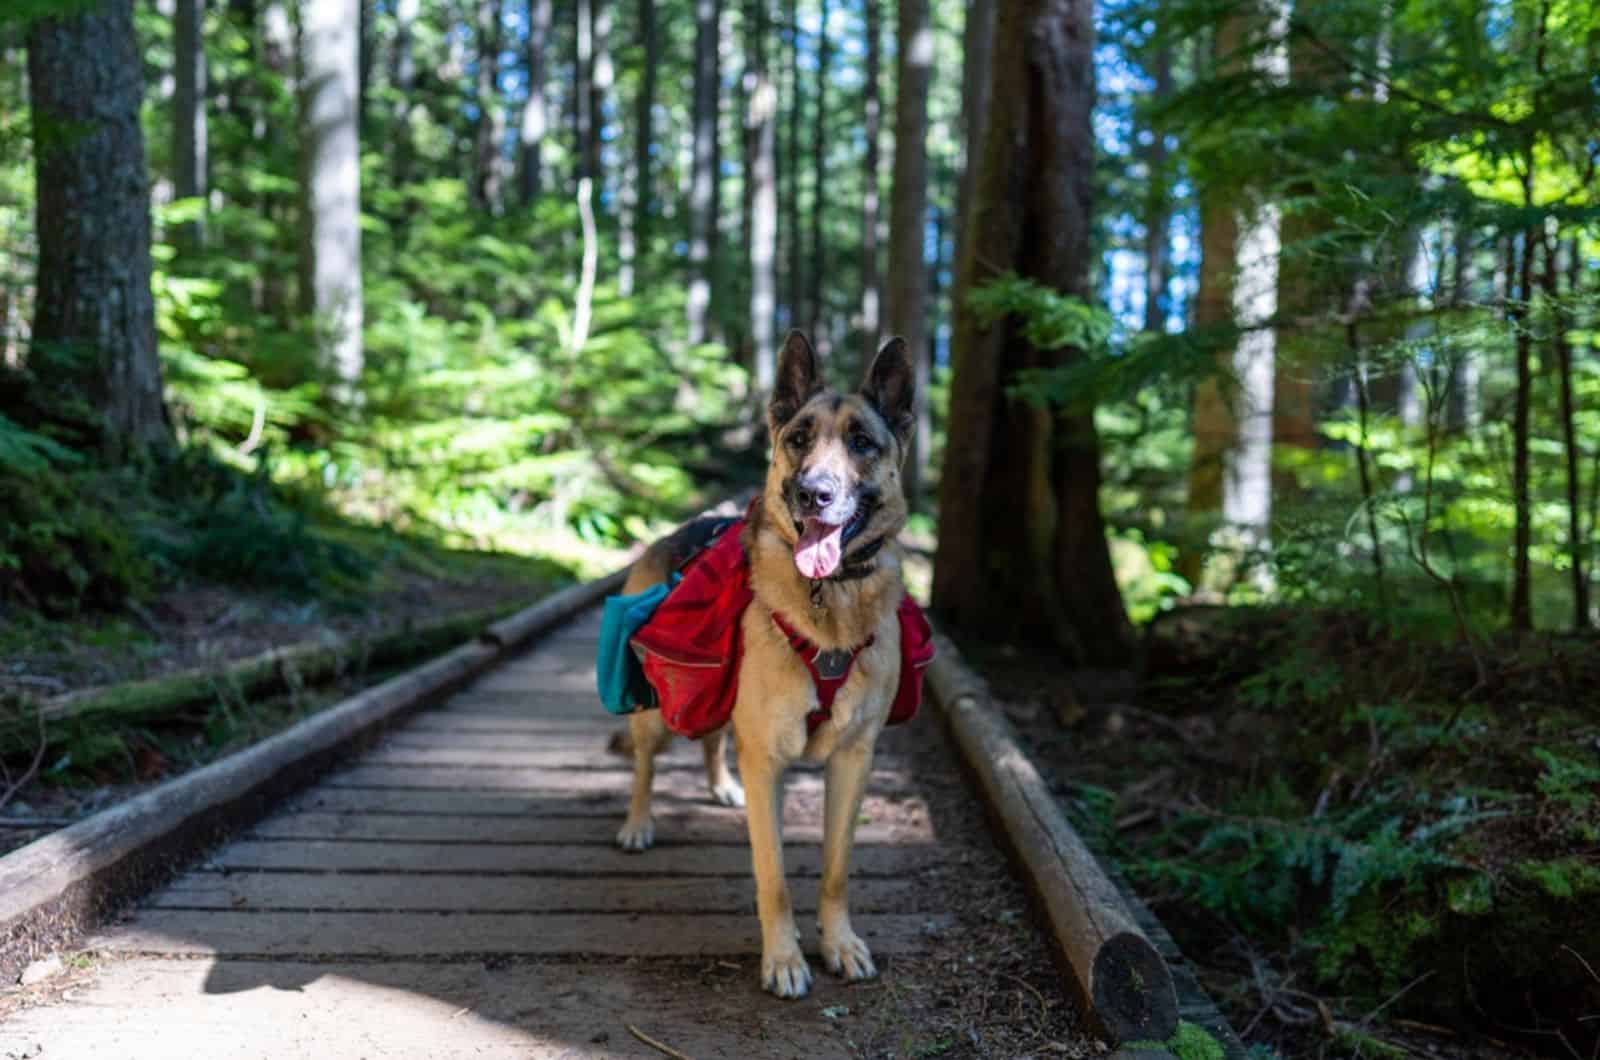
813;648;853;681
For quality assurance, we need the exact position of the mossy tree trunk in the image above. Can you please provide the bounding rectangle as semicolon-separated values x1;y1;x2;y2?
932;0;1132;666
28;0;170;460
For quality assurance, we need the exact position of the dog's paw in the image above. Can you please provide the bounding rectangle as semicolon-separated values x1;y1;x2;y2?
820;928;877;982
615;816;654;851
761;946;814;999
709;777;746;808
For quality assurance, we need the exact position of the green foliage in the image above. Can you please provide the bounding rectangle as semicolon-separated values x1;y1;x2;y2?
0;466;150;616
1127;1022;1227;1060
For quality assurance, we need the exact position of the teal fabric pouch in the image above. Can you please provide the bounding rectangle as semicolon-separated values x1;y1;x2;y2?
595;575;679;715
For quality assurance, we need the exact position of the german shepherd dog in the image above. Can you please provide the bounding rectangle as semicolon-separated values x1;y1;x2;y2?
616;330;915;999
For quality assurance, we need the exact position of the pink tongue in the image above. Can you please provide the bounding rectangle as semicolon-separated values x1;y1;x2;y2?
795;519;845;579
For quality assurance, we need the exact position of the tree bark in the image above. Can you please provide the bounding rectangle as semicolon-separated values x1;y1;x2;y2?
28;0;169;458
1547;237;1589;629
297;0;364;397
1140;41;1169;333
806;0;829;345
1510;226;1533;633
173;0;208;248
592;0;613;204
473;0;505;212
519;0;553;204
575;0;597;185
784;0;802;332
932;0;1131;664
887;0;931;506
686;0;721;344
745;0;777;388
954;0;993;303
390;0;418;184
859;0;883;370
1184;9;1283;580
626;0;655;264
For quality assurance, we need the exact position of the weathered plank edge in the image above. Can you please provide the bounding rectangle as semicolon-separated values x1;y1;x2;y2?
925;629;1179;1051
0;568;626;982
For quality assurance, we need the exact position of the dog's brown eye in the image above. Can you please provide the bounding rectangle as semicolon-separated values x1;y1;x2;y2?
786;431;809;450
848;432;876;456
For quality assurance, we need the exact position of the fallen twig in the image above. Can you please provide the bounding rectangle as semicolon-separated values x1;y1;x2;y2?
627;1023;695;1060
0;714;47;814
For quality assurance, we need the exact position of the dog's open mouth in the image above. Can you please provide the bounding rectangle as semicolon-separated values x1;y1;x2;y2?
793;509;867;580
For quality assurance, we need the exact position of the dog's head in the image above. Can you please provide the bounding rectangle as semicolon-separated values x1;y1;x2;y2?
764;330;914;581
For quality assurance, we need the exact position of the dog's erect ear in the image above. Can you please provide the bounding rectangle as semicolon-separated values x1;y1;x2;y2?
860;337;915;447
768;330;823;436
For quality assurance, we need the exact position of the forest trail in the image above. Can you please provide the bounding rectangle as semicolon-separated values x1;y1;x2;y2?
0;607;1097;1058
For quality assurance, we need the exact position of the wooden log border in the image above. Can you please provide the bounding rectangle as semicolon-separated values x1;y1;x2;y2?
925;630;1181;1049
0;569;626;982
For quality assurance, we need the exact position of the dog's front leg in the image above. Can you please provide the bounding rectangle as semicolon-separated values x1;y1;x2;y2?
818;739;877;981
740;745;812;998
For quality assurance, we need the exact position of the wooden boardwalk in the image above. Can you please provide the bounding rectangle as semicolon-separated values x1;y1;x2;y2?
0;608;1096;1059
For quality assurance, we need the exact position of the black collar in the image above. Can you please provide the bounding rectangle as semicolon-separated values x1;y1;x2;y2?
833;534;886;580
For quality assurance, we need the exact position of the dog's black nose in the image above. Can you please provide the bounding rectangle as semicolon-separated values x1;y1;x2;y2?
794;475;838;514
796;484;833;510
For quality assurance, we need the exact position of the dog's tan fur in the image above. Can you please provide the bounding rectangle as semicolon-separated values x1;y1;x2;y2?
616;331;916;998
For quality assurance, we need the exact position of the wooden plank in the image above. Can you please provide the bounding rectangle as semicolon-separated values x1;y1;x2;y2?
439;694;603;718
88;910;949;958
281;787;928;822
323;763;911;796
246;810;931;845
401;713;611;734
360;747;707;770
378;729;638;750
147;872;923;914
466;671;598;696
207;839;939;876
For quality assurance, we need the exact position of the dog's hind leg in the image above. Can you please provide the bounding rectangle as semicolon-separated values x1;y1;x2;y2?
617;709;671;851
701;725;745;807
818;739;878;981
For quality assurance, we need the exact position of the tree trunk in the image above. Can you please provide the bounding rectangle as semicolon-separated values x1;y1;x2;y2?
473;0;505;211
746;0;777;388
27;0;169;458
1268;25;1326;491
1140;41;1169;333
575;0;597;185
887;0;931;506
807;0;829;345
686;0;721;344
625;0;655;273
1446;215;1480;431
859;0;883;369
391;0;418;184
954;0;993;302
591;0;612;204
1510;226;1533;633
298;0;364;397
173;0;208;249
1183;9;1283;582
519;0;553;204
784;0;802;331
932;0;1131;664
1548;237;1589;629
